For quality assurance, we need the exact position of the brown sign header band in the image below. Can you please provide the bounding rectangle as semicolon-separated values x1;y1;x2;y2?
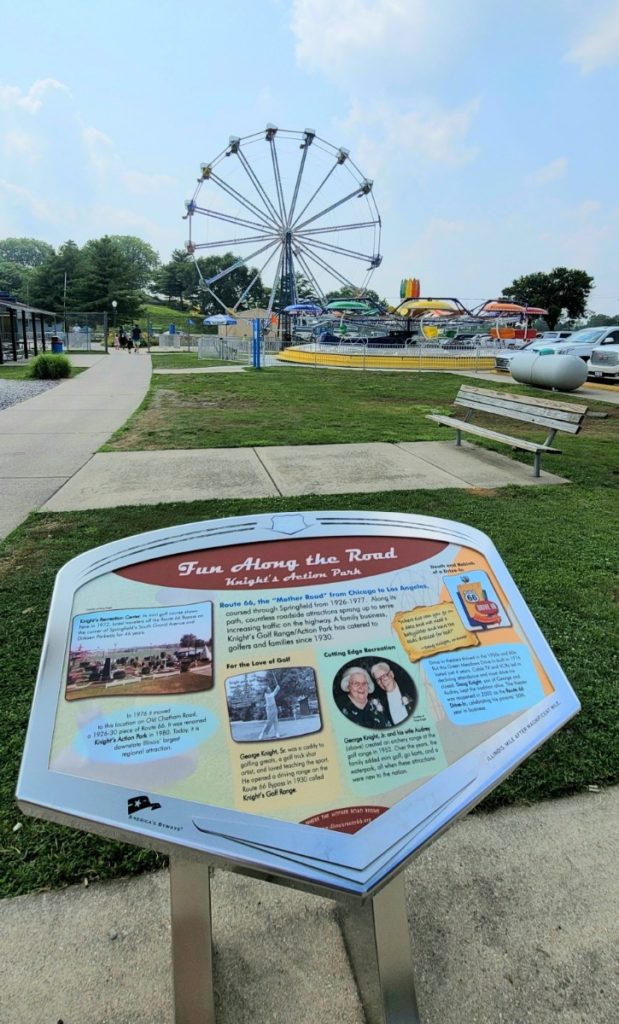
116;536;449;591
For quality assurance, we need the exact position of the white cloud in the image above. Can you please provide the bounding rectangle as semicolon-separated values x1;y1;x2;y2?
566;6;619;72
418;217;466;240
577;199;602;217
0;177;58;223
290;0;461;79
0;84;22;109
394;101;480;166
89;204;167;235
0;76;177;252
524;157;568;186
122;170;175;196
82;126;113;148
82;125;115;175
2;131;38;160
339;96;480;179
81;127;172;194
0;78;71;113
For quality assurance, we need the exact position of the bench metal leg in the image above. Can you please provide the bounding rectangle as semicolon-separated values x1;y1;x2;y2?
455;429;462;447
533;451;541;477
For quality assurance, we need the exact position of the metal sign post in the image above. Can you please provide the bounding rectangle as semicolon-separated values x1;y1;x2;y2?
252;317;262;368
17;511;580;1022
170;856;216;1024
338;875;421;1024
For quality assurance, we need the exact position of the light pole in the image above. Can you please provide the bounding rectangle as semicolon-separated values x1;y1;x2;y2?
106;299;118;355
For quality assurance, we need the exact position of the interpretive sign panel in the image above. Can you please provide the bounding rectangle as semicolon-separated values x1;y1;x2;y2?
18;511;579;895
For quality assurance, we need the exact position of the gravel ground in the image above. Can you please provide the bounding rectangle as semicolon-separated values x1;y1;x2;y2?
0;378;60;412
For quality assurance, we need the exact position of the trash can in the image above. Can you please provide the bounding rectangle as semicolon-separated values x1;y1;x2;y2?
50;336;63;354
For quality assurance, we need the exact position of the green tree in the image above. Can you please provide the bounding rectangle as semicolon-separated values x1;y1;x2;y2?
325;285;386;308
586;312;619;327
294;271;319;301
501;267;594;330
109;235;160;290
0;260;33;302
154;250;270;314
0;237;54;268
78;236;143;321
154;250;197;309
268;270;322;307
29;241;84;311
194;252;269;315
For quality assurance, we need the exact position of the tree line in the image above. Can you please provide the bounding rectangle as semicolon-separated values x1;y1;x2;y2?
0;235;614;328
0;234;387;320
0;236;276;322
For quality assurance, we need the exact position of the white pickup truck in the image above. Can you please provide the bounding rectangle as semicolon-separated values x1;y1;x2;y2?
588;327;619;381
530;326;619;362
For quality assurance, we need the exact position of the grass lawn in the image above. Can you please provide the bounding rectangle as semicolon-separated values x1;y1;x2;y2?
0;363;86;381
142;302;215;335
105;366;459;450
150;352;232;370
102;368;618;488
1;367;618;898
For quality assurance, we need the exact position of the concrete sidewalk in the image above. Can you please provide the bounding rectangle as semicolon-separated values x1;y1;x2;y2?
0;353;150;540
2;788;617;1024
40;439;569;512
1;354;617;1024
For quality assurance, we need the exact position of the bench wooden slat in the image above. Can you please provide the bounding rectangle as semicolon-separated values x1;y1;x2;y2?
458;385;588;420
454;394;584;434
425;383;587;476
456;391;585;426
429;415;561;454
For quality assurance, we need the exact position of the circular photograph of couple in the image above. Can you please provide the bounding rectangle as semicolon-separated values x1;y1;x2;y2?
332;657;418;730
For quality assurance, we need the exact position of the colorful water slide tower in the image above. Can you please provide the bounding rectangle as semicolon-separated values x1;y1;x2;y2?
400;277;421;300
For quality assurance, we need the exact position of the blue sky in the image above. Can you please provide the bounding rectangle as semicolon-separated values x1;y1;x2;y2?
1;0;618;310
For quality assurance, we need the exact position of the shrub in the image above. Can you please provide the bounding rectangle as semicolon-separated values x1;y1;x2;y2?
26;354;72;380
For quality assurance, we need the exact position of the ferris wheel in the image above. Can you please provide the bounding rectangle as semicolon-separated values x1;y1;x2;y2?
184;126;382;315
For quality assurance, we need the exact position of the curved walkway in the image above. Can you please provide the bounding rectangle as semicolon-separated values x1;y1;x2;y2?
0;353;151;540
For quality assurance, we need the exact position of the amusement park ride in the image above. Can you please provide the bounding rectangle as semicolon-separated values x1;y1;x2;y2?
182;125;547;347
393;297;549;343
184;125;382;318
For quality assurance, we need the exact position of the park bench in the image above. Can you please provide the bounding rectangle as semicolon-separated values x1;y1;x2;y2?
427;384;588;477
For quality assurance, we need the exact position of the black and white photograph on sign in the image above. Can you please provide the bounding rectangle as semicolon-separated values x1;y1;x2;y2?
66;603;213;700
333;658;418;730
225;667;322;742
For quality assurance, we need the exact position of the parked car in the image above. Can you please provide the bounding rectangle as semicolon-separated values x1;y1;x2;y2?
536;330;573;341
440;334;477;350
494;339;537;372
588;338;619;381
526;326;619;362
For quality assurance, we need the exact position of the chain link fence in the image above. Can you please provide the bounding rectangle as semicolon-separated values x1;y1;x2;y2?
56;312;107;350
276;335;500;372
195;328;283;366
195;327;502;373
